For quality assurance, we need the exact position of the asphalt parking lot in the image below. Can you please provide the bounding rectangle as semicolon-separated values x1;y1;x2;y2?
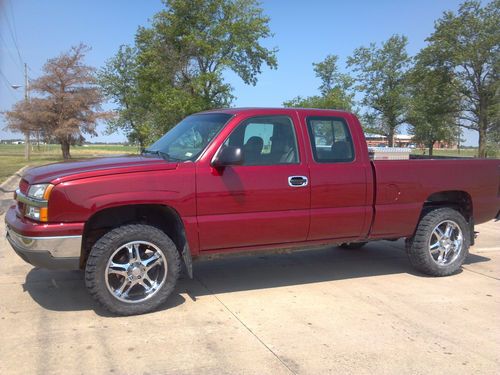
0;174;499;375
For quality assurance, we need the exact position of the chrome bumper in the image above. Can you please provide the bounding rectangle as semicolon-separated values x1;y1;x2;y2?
6;225;82;269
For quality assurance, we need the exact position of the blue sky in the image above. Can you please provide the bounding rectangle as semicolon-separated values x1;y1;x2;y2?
0;0;479;145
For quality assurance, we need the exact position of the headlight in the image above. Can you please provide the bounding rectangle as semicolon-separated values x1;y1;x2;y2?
27;184;52;200
26;206;44;221
23;183;54;222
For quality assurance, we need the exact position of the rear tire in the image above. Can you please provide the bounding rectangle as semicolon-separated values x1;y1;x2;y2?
85;224;180;315
339;242;367;249
406;208;470;276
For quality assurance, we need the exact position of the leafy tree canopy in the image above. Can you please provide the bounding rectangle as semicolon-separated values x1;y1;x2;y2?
407;55;461;155
283;55;355;112
347;35;411;146
99;0;277;147
422;0;499;157
4;44;108;159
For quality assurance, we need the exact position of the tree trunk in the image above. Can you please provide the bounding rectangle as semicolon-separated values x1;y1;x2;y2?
478;122;487;158
61;140;71;159
428;141;434;156
36;131;41;151
387;128;394;147
477;97;489;158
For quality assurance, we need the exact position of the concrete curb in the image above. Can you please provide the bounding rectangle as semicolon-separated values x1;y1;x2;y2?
0;165;28;193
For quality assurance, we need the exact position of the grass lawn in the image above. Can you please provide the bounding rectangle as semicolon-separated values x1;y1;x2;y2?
411;148;479;157
0;144;138;184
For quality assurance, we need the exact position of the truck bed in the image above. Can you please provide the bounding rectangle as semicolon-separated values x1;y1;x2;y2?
369;158;499;239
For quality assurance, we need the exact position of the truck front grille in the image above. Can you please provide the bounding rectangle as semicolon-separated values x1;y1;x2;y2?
17;179;29;214
19;179;29;195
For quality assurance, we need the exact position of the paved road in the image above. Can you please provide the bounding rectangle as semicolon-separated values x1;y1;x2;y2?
0;176;499;374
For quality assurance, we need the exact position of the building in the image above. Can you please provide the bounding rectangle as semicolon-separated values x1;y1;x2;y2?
364;134;415;147
364;133;456;149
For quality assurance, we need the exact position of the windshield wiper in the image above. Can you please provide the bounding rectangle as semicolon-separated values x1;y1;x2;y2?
141;149;181;162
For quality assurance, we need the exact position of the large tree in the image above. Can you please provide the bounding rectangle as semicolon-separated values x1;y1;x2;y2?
283;55;355;112
99;0;277;147
347;35;412;146
407;58;461;155
98;45;147;147
424;0;499;157
4;44;107;159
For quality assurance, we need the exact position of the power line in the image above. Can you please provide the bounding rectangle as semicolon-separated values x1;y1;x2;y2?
0;33;24;71
1;0;23;67
0;69;14;87
7;0;19;44
0;70;17;100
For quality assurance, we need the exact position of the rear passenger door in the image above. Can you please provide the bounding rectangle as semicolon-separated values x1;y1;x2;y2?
303;115;371;241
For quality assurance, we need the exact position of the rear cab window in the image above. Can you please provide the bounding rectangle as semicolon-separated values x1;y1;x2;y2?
306;116;355;163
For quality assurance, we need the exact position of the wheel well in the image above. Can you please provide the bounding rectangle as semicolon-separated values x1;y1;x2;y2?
423;191;473;222
80;204;186;268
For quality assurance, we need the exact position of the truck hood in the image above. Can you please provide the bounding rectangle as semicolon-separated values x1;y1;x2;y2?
22;155;178;185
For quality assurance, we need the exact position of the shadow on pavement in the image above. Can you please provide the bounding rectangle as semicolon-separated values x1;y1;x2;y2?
22;241;491;316
22;269;186;317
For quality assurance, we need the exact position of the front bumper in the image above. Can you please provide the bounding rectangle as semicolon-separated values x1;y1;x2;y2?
6;226;81;269
5;206;82;270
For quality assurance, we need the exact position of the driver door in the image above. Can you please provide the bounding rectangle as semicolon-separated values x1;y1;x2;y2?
196;114;311;251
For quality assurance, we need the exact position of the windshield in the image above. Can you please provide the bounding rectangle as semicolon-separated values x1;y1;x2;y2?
144;113;232;161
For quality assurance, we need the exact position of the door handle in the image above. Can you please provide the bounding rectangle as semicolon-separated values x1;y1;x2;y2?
288;176;308;187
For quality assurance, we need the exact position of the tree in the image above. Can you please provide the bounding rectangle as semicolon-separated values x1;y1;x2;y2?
283;55;355;111
423;0;499;157
98;45;154;148
347;35;412;146
4;44;108;159
99;0;277;146
407;59;461;155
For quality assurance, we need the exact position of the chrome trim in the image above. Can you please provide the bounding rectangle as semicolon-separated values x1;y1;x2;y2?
105;241;168;304
6;225;82;258
288;175;309;187
428;220;463;266
15;189;47;208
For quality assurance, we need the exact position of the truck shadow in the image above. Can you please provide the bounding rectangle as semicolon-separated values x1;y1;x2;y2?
22;240;491;316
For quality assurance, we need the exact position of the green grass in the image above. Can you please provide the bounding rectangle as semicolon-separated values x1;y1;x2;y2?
0;144;139;184
411;148;479;157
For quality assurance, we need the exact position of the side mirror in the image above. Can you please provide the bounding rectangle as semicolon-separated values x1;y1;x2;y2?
212;146;244;167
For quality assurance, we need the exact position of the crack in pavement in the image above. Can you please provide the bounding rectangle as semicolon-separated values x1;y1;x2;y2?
0;199;14;216
194;275;297;375
461;266;500;281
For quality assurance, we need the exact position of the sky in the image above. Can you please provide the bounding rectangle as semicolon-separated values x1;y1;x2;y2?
0;0;481;145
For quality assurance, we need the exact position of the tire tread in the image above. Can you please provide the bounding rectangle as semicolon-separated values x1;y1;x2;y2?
406;207;470;277
85;224;180;315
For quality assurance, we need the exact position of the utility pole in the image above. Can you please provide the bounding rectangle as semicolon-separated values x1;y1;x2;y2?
24;62;30;161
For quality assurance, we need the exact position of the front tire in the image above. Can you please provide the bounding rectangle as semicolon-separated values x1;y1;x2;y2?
406;208;470;276
85;224;180;315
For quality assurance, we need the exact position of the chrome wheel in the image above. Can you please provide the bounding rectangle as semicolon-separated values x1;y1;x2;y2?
105;241;167;303
428;220;463;266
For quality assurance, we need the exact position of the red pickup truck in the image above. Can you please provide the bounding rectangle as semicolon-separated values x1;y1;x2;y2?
6;108;500;315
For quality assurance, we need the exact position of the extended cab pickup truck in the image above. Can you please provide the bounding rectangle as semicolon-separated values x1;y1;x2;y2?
6;108;500;315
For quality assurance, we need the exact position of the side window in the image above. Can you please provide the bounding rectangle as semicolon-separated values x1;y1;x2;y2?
223;116;299;166
307;116;355;163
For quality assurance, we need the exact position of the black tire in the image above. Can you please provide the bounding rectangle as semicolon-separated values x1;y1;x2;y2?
339;242;368;249
85;224;180;315
406;207;470;276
